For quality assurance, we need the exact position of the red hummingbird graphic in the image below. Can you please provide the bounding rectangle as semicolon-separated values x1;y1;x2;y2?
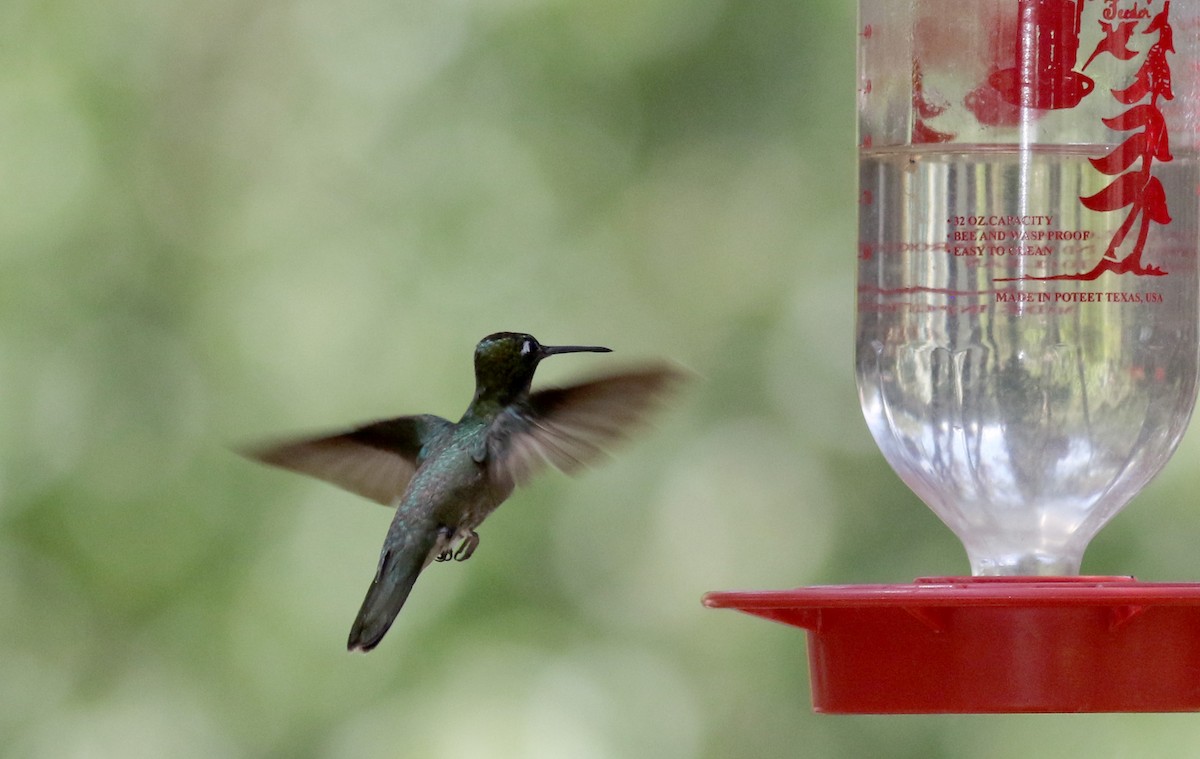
1083;21;1139;70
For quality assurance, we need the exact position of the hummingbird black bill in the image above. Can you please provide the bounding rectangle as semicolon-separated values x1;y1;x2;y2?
539;343;612;358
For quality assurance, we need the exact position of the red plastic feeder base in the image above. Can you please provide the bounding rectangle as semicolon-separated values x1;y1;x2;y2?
704;576;1200;713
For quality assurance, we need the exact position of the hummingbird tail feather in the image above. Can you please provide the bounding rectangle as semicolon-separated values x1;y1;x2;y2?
346;546;428;652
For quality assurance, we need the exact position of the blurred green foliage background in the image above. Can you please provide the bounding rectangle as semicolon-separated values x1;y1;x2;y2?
4;0;1200;756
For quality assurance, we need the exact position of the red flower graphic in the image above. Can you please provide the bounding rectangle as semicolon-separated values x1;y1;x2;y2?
1000;3;1175;282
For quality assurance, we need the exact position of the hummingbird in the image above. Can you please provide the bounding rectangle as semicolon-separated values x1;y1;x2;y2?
244;332;683;652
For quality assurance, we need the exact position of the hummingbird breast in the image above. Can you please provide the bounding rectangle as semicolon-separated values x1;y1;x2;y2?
390;424;513;551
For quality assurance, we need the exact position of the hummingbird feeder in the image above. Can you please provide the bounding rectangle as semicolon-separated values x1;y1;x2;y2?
705;0;1200;713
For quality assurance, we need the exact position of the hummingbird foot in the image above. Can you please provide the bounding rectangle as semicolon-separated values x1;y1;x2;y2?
434;525;455;562
454;530;480;562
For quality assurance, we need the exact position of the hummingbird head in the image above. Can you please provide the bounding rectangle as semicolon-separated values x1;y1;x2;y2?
472;332;610;406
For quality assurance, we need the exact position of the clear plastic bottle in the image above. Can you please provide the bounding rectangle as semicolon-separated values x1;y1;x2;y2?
857;0;1200;574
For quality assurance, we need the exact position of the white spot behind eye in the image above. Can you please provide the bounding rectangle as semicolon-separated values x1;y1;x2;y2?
520;341;533;356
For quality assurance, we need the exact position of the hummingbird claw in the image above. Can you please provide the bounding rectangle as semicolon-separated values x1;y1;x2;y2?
434;525;455;562
454;531;480;562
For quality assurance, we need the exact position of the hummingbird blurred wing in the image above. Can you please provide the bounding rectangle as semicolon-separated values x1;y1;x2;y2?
243;414;453;505
486;365;686;489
